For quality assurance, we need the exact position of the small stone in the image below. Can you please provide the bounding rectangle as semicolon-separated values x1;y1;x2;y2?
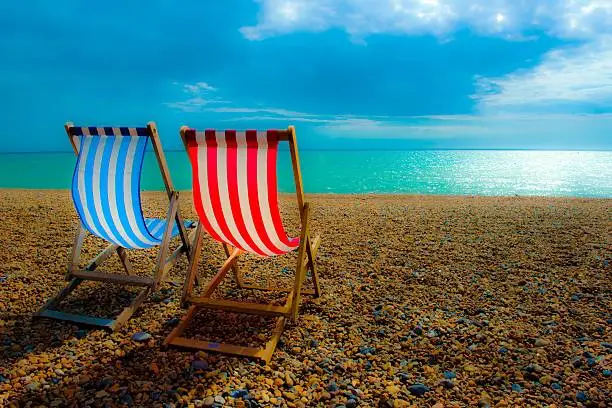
443;371;456;379
478;398;491;408
119;393;134;406
386;385;401;395
540;375;552;385
358;346;375;355
327;382;339;392
576;391;588;402
25;382;41;391
534;338;549;347
407;384;430;397
440;379;454;389
511;384;523;393
165;317;180;326
601;342;612;349
132;332;152;342
203;396;215;407
551;383;561;390
95;390;108;398
75;329;88;339
602;369;611;377
230;389;249;399
192;360;209;371
346;399;358;408
214;395;226;405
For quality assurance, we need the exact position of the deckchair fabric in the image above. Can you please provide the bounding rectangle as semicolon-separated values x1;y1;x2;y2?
184;129;300;257
71;128;184;249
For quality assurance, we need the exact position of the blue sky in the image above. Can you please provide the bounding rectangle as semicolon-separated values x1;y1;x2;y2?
1;0;612;152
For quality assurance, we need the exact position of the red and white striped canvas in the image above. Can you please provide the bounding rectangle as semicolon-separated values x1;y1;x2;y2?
184;129;300;257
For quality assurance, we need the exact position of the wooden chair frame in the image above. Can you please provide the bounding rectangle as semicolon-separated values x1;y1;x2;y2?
36;122;196;331
165;126;321;363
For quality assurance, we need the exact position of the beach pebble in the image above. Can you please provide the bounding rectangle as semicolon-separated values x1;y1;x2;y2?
576;391;588;402
165;317;180;326
25;382;40;391
534;338;549;347
230;389;249;398
407;384;429;397
131;332;151;342
443;371;456;379
192;360;209;371
511;384;523;393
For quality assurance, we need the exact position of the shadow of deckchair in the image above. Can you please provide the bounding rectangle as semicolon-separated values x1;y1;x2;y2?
35;122;197;331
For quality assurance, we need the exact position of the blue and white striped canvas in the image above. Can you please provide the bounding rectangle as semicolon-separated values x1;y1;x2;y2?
70;128;183;249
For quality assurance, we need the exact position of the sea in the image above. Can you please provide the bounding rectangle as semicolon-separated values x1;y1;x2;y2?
0;150;610;197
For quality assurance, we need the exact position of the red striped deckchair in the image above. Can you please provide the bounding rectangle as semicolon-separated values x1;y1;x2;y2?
165;126;321;363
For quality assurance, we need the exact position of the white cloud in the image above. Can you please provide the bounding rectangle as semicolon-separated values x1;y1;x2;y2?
165;81;227;111
210;106;318;117
242;0;612;41
183;82;217;93
472;37;612;112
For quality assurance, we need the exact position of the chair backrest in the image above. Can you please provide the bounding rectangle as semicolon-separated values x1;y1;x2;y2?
66;125;166;249
182;128;301;257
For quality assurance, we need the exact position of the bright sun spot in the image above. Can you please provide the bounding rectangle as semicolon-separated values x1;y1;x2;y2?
279;2;298;21
496;13;505;23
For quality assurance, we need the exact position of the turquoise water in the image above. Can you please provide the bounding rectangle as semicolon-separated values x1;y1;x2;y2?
0;150;610;197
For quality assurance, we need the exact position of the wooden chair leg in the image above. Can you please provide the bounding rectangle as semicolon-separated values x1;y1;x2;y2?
116;247;132;275
110;286;151;330
306;235;321;297
224;243;244;288
37;277;83;314
85;243;119;272
182;223;204;306
290;203;311;321
66;223;87;279
153;191;179;290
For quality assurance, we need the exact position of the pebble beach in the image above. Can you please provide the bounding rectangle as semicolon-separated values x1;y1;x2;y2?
0;189;610;407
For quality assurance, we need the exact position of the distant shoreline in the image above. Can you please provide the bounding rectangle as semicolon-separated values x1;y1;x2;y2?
2;148;612;154
0;188;609;200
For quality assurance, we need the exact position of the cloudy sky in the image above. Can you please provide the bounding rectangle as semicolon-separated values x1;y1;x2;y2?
2;0;612;151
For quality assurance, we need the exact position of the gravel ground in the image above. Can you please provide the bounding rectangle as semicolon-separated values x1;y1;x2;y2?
0;190;610;408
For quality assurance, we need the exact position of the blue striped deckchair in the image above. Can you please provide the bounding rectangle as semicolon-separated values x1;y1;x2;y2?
36;122;196;331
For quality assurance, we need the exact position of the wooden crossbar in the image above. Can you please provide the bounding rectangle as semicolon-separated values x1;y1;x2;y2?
165;308;286;364
85;243;119;272
186;294;293;317
37;309;116;329
201;247;243;298
71;270;154;287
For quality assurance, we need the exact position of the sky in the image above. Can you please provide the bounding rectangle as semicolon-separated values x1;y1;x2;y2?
1;0;612;152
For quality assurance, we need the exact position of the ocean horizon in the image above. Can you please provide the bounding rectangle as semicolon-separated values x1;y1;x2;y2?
1;149;610;198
